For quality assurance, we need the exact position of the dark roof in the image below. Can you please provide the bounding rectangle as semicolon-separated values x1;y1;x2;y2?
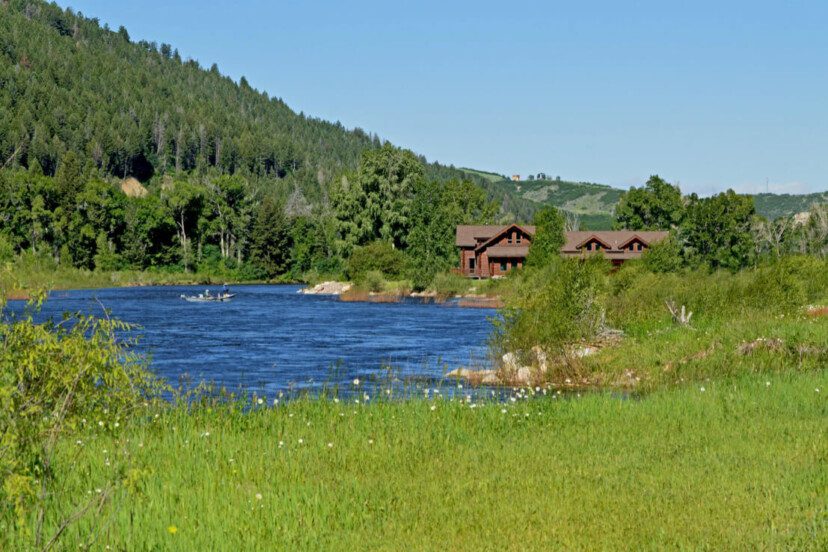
455;224;536;247
485;246;530;258
562;231;669;259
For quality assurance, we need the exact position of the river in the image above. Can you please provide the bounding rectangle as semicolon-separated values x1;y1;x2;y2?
9;285;497;396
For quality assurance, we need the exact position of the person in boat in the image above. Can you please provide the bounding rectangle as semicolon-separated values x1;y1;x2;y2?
222;283;229;297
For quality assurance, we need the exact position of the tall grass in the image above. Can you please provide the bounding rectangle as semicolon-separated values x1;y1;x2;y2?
3;370;825;550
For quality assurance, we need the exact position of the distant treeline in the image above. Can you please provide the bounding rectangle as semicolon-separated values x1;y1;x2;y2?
0;145;498;289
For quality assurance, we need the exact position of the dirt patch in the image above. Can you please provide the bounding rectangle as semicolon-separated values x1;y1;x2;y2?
457;297;504;309
738;338;785;355
339;290;402;303
806;306;828;318
4;289;30;301
120;177;148;198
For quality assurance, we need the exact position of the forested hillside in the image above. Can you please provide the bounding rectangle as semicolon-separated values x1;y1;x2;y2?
0;0;515;286
0;1;508;200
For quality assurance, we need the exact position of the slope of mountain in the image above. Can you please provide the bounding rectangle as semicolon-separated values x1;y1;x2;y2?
0;0;488;205
460;171;622;229
752;192;828;221
463;169;828;228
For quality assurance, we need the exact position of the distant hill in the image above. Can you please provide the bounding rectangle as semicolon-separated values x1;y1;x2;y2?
460;171;622;229
752;192;828;221
461;170;828;229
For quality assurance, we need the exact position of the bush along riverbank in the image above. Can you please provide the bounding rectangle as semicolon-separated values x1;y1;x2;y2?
456;255;828;389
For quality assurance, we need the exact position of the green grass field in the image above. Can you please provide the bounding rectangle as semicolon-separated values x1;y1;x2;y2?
6;370;825;550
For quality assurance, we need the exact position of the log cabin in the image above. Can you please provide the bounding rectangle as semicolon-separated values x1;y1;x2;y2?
456;224;669;277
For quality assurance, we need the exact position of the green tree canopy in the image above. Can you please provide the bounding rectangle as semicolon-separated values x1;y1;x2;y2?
614;175;684;231
526;206;566;267
249;196;292;278
681;190;755;270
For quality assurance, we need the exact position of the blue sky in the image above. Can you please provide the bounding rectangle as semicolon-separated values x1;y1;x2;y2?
58;0;828;195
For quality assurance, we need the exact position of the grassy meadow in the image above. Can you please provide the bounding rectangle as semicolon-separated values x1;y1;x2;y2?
3;257;828;550
3;370;825;550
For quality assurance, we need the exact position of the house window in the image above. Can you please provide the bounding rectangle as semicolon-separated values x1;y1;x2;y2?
500;261;508;272
516;234;522;244
469;258;476;271
507;236;513;244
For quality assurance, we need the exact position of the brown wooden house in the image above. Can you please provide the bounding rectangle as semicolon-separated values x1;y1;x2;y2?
456;225;668;277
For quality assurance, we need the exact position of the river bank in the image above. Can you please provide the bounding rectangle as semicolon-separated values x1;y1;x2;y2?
300;280;505;308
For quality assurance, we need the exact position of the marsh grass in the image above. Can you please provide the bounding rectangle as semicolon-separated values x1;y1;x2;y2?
3;370;825;550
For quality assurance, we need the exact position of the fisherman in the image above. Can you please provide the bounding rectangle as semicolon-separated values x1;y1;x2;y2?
222;283;229;296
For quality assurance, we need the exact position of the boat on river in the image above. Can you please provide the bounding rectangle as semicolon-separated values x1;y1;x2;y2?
180;292;236;303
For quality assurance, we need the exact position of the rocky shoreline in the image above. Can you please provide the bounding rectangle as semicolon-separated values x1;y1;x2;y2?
299;281;503;308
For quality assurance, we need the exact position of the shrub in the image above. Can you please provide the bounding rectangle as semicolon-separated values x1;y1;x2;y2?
495;257;609;364
360;270;386;293
346;241;405;281
642;233;683;273
0;296;161;539
0;236;13;263
431;272;469;299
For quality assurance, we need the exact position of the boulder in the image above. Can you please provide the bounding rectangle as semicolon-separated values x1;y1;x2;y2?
446;368;475;379
515;367;532;384
481;372;500;385
532;346;548;373
501;352;520;372
300;281;352;295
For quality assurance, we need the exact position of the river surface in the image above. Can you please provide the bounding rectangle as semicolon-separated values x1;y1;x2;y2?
9;285;496;396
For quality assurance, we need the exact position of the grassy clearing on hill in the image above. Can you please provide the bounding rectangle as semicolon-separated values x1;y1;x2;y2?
2;370;825;550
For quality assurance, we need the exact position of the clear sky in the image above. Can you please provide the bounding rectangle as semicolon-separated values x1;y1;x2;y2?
57;0;827;195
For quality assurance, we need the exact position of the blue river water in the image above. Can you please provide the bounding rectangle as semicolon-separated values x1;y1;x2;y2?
8;285;496;395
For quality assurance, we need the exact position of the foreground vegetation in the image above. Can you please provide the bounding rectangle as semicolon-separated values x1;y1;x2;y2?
1;370;825;550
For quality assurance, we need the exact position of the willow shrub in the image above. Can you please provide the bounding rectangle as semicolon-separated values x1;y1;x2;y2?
493;257;609;367
0;293;161;543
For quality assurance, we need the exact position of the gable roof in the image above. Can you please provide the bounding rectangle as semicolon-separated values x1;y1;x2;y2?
455;224;536;247
474;224;535;251
562;231;669;253
574;234;612;250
